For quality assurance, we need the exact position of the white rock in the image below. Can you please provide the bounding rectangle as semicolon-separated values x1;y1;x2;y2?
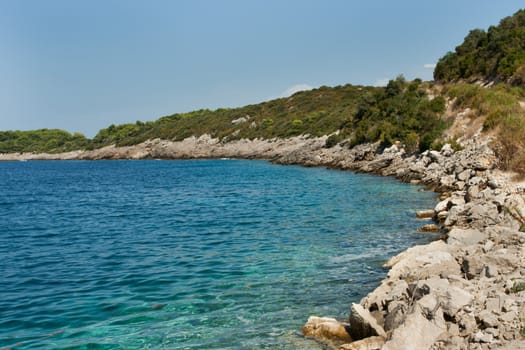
473;331;493;343
447;228;487;246
338;336;385;350
302;316;352;342
435;199;450;213
383;295;446;350
349;303;386;340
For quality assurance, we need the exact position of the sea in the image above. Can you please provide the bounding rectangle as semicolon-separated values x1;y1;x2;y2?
0;159;437;349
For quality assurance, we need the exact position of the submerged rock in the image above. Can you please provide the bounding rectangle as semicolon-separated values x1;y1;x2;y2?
302;316;352;343
418;224;440;232
416;209;435;219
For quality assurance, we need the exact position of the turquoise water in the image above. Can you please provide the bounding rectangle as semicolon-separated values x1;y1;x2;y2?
0;160;436;349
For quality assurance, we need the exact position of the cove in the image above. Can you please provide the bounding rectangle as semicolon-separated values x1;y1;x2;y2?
0;159;437;349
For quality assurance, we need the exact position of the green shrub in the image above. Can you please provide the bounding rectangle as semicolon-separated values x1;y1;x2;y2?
325;134;343;148
434;9;525;84
511;281;525;293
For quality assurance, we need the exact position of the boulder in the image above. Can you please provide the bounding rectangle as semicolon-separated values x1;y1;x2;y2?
428;150;443;163
466;184;481;201
473;331;494;343
418;224;440;232
414;278;473;316
447;228;487;246
482;240;495;253
302;316;352;342
434;199;450;213
365;156;393;172
349;303;386;340
439;175;456;189
479;310;499;328
444;205;466;227
416;210;435;219
442;287;474;316
437;211;449;222
468;203;501;227
339;336;385;350
449;194;466;207
386;242;461;281
382;295;446;350
457;169;471;182
487;248;521;274
462;255;485;279
361;280;409;312
440;143;454;157
384;301;406;331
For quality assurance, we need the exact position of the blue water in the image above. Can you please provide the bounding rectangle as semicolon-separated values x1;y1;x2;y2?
0;160;437;349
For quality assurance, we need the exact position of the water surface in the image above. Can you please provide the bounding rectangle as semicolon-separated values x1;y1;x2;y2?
0;160;437;349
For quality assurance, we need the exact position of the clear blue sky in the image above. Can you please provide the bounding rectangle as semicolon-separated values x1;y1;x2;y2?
1;0;523;137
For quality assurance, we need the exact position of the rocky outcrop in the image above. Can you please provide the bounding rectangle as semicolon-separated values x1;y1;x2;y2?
300;140;525;349
0;135;329;161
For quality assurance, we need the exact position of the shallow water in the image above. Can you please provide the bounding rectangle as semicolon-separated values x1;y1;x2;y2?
0;160;437;349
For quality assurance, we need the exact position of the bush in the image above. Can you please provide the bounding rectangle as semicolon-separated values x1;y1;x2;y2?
350;76;446;152
325;134;343;148
434;9;525;84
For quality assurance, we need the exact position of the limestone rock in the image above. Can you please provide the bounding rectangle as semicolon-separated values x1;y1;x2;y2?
440;174;456;188
447;228;487;246
435;199;450;213
440;143;454;156
449;194;466;207
479;310;499;328
437;211;449;222
338;336;385;350
418;224;440;232
383;295;446;350
457;169;471;182
302;316;352;342
462;255;485;279
384;301;406;331
349;303;386;340
416;209;435;219
473;330;494;343
414;278;473;316
386;242;461;281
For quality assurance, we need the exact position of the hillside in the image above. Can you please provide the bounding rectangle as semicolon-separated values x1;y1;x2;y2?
1;9;525;175
432;8;525;175
434;9;525;84
0;78;446;154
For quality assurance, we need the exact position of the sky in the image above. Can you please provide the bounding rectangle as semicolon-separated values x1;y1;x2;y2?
0;0;523;137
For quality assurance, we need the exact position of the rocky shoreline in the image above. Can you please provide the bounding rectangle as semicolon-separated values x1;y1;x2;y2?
2;134;525;349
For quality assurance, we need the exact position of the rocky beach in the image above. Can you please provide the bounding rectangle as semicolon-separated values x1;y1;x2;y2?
2;131;525;349
3;3;525;349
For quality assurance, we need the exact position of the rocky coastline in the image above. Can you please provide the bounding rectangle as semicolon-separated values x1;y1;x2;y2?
2;134;525;349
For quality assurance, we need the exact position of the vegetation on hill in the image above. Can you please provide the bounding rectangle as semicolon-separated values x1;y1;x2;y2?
433;7;525;175
347;77;446;152
91;84;376;148
1;9;524;176
0;129;90;154
434;9;525;84
89;78;445;153
0;79;446;155
443;83;525;174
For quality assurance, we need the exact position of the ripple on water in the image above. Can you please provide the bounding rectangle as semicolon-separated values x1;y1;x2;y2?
0;160;437;349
